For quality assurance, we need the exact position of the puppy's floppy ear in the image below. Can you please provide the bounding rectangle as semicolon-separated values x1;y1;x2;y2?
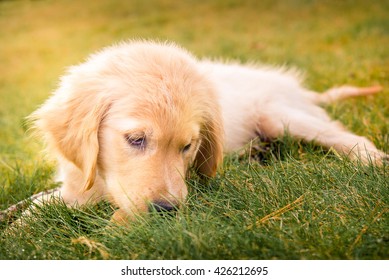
194;108;224;178
30;70;111;192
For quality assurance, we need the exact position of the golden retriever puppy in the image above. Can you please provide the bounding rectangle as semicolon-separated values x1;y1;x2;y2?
30;40;387;223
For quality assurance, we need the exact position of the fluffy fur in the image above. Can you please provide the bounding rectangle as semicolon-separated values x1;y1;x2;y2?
30;40;387;223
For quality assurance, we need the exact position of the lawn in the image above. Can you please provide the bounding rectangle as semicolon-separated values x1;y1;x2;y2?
0;0;388;259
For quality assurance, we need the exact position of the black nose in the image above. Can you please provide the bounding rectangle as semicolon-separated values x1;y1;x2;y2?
149;200;177;213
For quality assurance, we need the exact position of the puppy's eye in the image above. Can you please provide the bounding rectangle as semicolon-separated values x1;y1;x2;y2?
125;135;146;150
182;143;191;153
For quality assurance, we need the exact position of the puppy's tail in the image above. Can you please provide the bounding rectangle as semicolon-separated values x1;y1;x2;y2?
315;85;382;104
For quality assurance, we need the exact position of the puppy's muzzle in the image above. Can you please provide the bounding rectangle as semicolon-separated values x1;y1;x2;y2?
149;200;177;213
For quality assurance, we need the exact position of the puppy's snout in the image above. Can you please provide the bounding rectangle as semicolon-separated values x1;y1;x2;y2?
149;200;177;213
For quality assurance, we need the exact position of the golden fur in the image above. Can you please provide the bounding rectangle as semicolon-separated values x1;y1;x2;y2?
31;41;223;222
30;40;387;223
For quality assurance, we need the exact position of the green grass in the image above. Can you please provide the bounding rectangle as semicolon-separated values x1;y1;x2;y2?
0;0;388;259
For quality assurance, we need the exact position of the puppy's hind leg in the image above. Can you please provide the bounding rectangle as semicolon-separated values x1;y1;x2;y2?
259;106;388;165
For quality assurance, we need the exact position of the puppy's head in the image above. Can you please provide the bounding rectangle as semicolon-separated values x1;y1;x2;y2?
31;41;223;220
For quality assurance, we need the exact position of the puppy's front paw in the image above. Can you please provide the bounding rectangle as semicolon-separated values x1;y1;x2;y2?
110;209;135;225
